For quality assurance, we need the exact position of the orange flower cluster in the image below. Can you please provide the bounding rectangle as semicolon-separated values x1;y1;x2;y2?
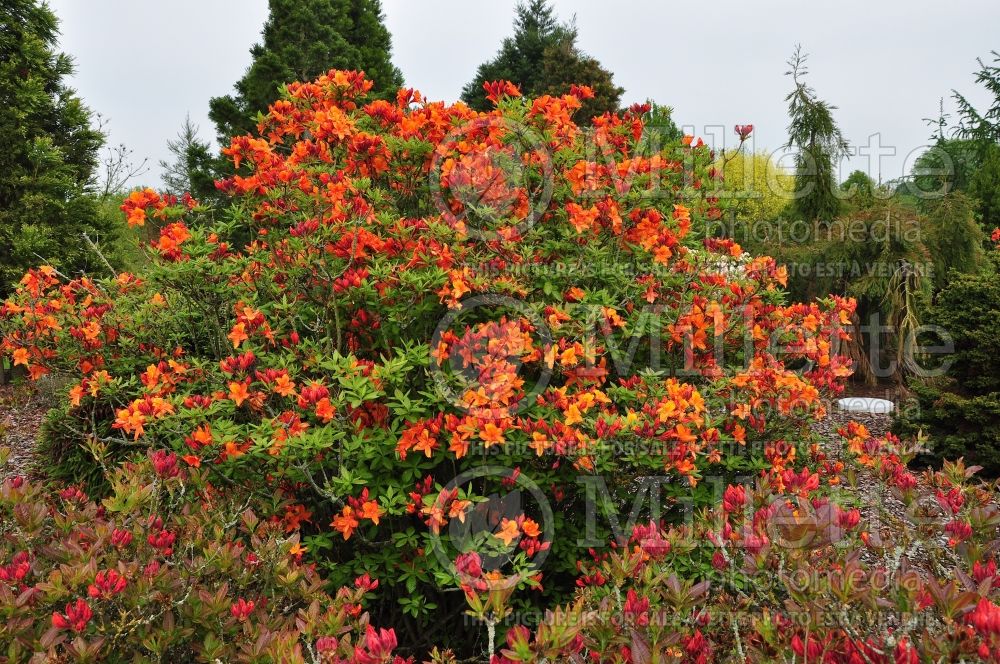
331;488;383;541
120;188;166;227
113;395;175;440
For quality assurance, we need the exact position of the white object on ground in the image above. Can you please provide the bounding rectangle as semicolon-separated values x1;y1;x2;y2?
836;397;895;414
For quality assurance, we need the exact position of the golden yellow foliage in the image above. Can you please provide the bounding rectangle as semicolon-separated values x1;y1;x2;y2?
716;150;794;223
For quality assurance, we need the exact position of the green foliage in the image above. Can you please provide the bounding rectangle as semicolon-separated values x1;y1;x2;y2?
461;0;623;122
208;0;403;144
840;169;876;210
36;403;111;491
921;192;985;291
759;187;988;385
907;138;979;201
640;103;683;147
946;52;1000;236
969;143;1000;234
901;384;1000;475
898;253;1000;472
0;0;114;296
925;254;1000;394
784;46;848;223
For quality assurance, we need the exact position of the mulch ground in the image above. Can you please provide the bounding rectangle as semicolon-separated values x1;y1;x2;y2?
0;383;51;484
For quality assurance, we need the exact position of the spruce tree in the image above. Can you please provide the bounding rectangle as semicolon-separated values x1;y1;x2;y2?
952;51;1000;233
0;0;110;295
209;0;403;144
784;46;849;224
159;114;214;198
461;0;623;122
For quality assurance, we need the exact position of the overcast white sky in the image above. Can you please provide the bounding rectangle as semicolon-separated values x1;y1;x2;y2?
48;0;999;189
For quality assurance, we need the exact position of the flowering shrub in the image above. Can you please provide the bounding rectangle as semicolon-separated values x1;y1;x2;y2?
1;71;857;654
0;448;411;663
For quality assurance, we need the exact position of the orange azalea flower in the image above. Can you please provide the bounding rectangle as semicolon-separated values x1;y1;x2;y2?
181;454;201;467
359;500;383;525
221;440;247;460
229;381;250;407
114;406;146;440
559;346;579;367
449;433;469;459
656;399;677;422
521;518;541;538
602;306;625;328
673;424;697;444
68;384;85;407
563;403;583;426
565;160;601;196
315;398;335;422
190;425;213;448
439;268;473;307
284;504;313;532
80;321;101;342
566;202;600;234
653;245;673;264
543;345;557;368
483;80;522;104
480;422;505;448
120;188;164;228
273;374;296;397
495;518;520;546
448;498;471;522
332;506;360;540
529;431;551;456
126;207;147;227
11;348;29;367
228;323;249;348
413;427;438;457
775;265;789;286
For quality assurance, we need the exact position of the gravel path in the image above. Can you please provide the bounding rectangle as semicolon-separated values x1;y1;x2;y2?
0;383;49;483
815;407;952;580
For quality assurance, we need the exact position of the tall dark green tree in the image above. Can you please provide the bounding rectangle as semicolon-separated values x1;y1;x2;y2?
951;51;1000;233
0;0;112;296
968;143;1000;233
209;0;403;144
953;51;1000;148
461;0;623;122
784;46;849;223
908;138;979;201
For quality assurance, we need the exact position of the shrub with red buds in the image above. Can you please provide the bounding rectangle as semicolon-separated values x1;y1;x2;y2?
51;598;93;633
